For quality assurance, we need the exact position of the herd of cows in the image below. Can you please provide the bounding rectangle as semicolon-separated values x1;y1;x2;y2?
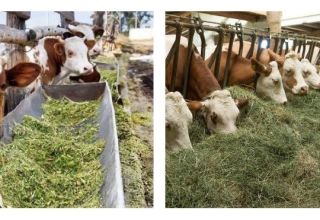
165;34;320;152
0;24;105;103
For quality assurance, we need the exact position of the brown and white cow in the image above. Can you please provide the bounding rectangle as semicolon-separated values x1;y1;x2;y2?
166;35;247;134
68;24;105;57
28;35;94;87
166;91;193;152
223;41;309;95
300;58;320;89
205;51;287;104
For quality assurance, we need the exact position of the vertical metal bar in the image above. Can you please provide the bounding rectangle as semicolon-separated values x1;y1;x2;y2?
278;38;285;55
235;22;243;57
207;44;218;69
170;22;182;92
213;28;224;79
273;37;279;53
297;40;302;53
292;38;297;51
223;32;235;88
285;41;289;55
302;40;306;58
308;41;316;61
182;27;195;98
246;33;256;59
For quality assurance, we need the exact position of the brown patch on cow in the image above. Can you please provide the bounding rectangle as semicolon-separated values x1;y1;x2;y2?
186;100;203;113
234;99;249;110
166;44;221;100
251;58;272;77
41;38;67;84
85;40;96;50
5;63;41;87
285;75;298;89
69;66;101;82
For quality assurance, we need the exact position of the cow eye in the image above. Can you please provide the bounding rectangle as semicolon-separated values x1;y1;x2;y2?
272;79;279;85
303;71;310;77
285;70;293;76
67;50;74;57
0;84;7;90
210;112;218;124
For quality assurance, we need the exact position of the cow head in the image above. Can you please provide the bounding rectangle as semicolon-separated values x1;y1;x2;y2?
54;36;94;76
67;24;105;57
252;59;287;104
187;90;247;134
278;51;309;95
300;59;320;89
166;91;193;152
0;58;41;93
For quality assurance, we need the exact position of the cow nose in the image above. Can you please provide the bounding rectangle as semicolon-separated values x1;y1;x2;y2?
300;86;309;94
83;66;93;73
282;101;287;105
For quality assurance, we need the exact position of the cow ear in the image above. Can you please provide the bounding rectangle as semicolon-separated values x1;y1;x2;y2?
62;32;74;39
186;100;203;113
92;26;104;38
276;60;284;68
5;62;41;87
85;39;96;50
251;58;271;76
234;99;249;110
54;42;65;56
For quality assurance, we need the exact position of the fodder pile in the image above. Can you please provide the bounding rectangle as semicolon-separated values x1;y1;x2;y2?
0;99;104;208
166;86;320;208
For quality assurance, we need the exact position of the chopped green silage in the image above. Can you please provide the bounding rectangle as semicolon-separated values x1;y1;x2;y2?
166;86;320;208
100;55;153;207
0;98;104;208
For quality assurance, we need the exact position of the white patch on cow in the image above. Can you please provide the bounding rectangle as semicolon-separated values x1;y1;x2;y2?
283;51;309;94
166;91;193;152
256;61;287;104
68;24;95;40
89;37;104;57
202;90;239;134
31;38;49;72
62;36;93;76
165;35;189;57
300;59;320;89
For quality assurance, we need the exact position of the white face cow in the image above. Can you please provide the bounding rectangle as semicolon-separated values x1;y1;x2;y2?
188;90;246;134
300;59;320;89
281;51;309;95
55;36;94;76
166;91;193;152
68;24;105;57
253;60;288;104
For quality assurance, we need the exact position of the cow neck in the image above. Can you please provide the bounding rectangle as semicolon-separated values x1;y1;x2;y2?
188;52;221;100
42;38;66;84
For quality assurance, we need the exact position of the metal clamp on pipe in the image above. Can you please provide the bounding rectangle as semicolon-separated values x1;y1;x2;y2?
246;31;256;59
235;22;244;57
195;17;206;59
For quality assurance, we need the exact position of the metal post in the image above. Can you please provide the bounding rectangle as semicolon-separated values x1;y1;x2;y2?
182;27;195;97
223;32;235;88
213;28;224;79
246;32;256;59
170;21;182;92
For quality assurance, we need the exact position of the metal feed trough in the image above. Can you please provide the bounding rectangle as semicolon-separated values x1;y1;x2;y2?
0;82;125;208
166;15;320;98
